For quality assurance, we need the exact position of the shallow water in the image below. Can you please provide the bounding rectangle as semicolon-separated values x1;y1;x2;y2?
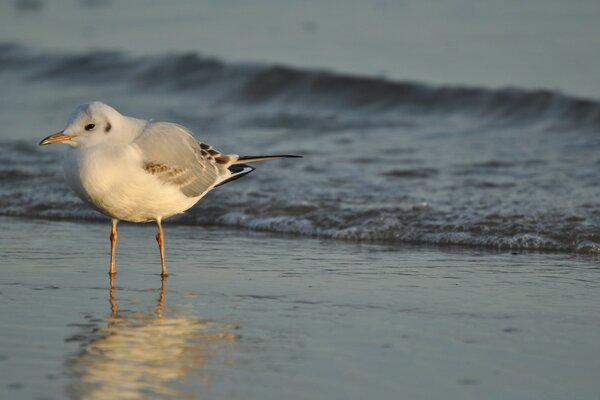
1;217;600;399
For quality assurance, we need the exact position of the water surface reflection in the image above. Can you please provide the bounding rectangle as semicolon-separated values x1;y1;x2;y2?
66;277;238;399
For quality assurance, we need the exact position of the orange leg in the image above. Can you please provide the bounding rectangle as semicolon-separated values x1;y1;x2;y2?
109;219;119;275
156;219;168;277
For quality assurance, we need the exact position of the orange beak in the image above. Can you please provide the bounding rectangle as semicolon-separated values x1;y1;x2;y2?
39;131;72;146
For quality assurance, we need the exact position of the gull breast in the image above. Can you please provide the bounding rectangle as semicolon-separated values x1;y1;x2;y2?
64;145;197;222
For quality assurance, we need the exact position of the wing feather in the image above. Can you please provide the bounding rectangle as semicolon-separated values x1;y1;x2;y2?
132;122;233;198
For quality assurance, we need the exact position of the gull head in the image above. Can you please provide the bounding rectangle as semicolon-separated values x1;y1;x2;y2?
39;102;132;148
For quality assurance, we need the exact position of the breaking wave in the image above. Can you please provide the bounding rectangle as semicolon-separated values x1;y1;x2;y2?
1;43;599;131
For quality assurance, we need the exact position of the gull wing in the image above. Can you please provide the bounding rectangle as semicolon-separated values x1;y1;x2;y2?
132;122;234;198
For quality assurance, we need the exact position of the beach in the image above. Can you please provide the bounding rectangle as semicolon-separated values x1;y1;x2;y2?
1;217;600;399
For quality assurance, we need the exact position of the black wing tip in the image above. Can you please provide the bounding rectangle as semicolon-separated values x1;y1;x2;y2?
281;155;303;158
231;164;256;174
237;154;303;162
215;164;255;187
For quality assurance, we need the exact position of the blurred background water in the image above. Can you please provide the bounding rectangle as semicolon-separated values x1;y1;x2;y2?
2;0;600;98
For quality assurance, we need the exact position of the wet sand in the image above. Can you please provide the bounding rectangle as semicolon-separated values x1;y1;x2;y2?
1;216;600;399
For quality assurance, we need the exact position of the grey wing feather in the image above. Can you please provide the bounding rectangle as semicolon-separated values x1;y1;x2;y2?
132;122;231;197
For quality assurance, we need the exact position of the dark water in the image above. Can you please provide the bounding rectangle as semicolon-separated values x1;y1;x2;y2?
1;44;600;252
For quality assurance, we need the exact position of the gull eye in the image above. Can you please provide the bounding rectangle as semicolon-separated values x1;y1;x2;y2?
85;123;96;131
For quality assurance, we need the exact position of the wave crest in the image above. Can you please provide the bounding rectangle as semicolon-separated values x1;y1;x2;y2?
1;43;599;131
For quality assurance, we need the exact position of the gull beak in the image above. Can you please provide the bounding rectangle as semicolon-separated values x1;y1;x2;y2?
39;131;72;146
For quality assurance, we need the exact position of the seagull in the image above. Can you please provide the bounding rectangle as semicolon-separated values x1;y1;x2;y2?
39;102;300;277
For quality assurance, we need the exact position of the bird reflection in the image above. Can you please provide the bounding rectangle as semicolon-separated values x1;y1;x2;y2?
66;276;238;399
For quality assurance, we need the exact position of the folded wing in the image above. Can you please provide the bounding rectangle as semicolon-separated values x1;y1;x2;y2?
132;122;232;198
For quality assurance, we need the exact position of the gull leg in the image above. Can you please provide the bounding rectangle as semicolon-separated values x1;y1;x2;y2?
156;218;168;277
109;219;119;275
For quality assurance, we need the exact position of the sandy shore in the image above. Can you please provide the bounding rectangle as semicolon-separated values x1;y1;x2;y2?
1;216;599;399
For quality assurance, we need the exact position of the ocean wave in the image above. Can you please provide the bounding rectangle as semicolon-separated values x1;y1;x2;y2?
0;141;598;255
3;202;600;253
1;43;600;131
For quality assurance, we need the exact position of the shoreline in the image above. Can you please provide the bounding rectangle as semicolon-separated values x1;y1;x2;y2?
2;214;600;258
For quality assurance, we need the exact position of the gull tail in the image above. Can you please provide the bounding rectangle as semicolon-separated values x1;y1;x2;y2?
233;154;303;164
215;154;302;188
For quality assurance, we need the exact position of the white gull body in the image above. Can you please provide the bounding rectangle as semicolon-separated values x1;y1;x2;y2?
62;106;206;223
40;101;299;276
